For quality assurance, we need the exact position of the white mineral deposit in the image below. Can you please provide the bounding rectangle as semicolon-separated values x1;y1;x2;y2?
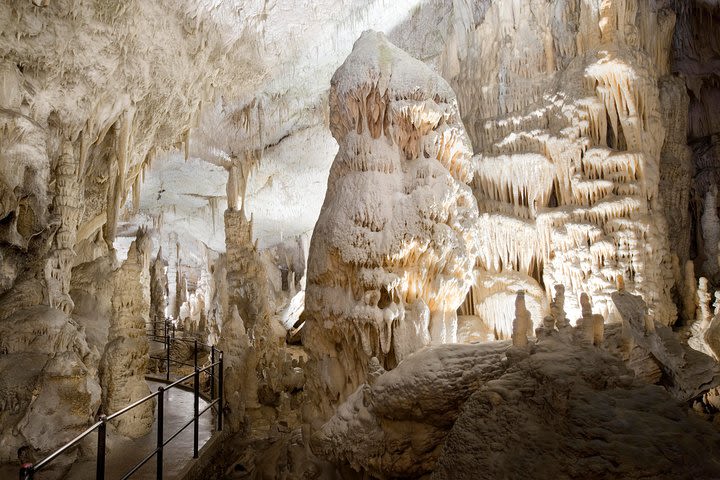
1;1;719;479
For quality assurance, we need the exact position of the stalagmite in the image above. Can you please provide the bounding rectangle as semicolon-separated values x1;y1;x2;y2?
217;305;257;431
100;229;154;437
511;291;530;347
551;284;570;331
222;167;285;429
303;31;479;423
576;293;596;344
149;248;168;337
697;277;713;328
45;141;83;314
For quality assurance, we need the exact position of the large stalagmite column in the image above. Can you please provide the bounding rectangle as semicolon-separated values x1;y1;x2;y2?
100;228;154;437
149;248;168;337
302;31;480;423
220;159;281;430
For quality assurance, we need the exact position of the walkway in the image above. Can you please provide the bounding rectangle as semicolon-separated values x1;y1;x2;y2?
1;380;214;480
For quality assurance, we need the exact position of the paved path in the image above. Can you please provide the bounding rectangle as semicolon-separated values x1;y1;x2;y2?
3;379;214;480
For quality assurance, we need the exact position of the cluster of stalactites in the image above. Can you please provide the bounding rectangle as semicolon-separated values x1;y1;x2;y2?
329;82;474;184
226;150;260;212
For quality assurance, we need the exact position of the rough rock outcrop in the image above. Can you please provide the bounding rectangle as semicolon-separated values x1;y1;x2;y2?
303;31;480;422
433;335;720;480
608;289;720;401
311;342;511;478
315;286;720;479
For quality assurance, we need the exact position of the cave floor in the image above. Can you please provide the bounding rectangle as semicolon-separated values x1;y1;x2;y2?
2;379;214;480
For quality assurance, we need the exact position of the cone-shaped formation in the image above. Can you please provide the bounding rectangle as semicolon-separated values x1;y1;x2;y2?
303;31;480;422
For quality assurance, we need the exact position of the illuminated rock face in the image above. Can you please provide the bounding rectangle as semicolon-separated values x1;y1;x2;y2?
449;0;678;334
314;285;720;479
303;31;479;420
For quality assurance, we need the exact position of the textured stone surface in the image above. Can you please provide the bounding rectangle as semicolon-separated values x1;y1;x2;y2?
303;31;480;423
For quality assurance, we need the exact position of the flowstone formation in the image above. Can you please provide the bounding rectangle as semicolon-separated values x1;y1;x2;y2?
100;230;154;437
0;138;101;461
442;0;678;333
303;31;480;422
315;284;720;479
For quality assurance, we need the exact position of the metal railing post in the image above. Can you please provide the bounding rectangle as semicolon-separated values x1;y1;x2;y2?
165;328;171;382
218;352;223;432
19;464;33;480
210;345;215;400
193;367;200;458
156;386;164;479
97;415;107;479
193;339;198;369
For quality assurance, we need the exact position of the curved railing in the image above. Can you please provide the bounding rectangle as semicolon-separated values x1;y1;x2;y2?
19;320;224;480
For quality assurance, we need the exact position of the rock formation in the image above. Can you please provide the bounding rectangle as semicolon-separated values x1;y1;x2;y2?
443;0;678;332
303;30;480;422
100;229;154;437
45;142;83;314
698;276;714;327
3;0;720;477
511;291;530;347
221;161;289;431
149;248;169;337
311;342;511;478
315;284;720;479
433;335;720;480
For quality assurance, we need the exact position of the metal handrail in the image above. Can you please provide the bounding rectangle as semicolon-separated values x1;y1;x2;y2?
30;419;103;472
19;320;224;480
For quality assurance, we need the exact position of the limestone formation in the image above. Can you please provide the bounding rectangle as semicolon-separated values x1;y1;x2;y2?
311;342;511;478
3;0;720;477
303;31;480;421
100;230;154;437
218;305;257;431
574;293;605;346
697;277;713;327
511;291;530;347
45;142;83;314
442;0;678;330
433;336;720;480
610;289;720;401
550;284;570;331
221;161;292;430
316;291;720;479
149;248;169;337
